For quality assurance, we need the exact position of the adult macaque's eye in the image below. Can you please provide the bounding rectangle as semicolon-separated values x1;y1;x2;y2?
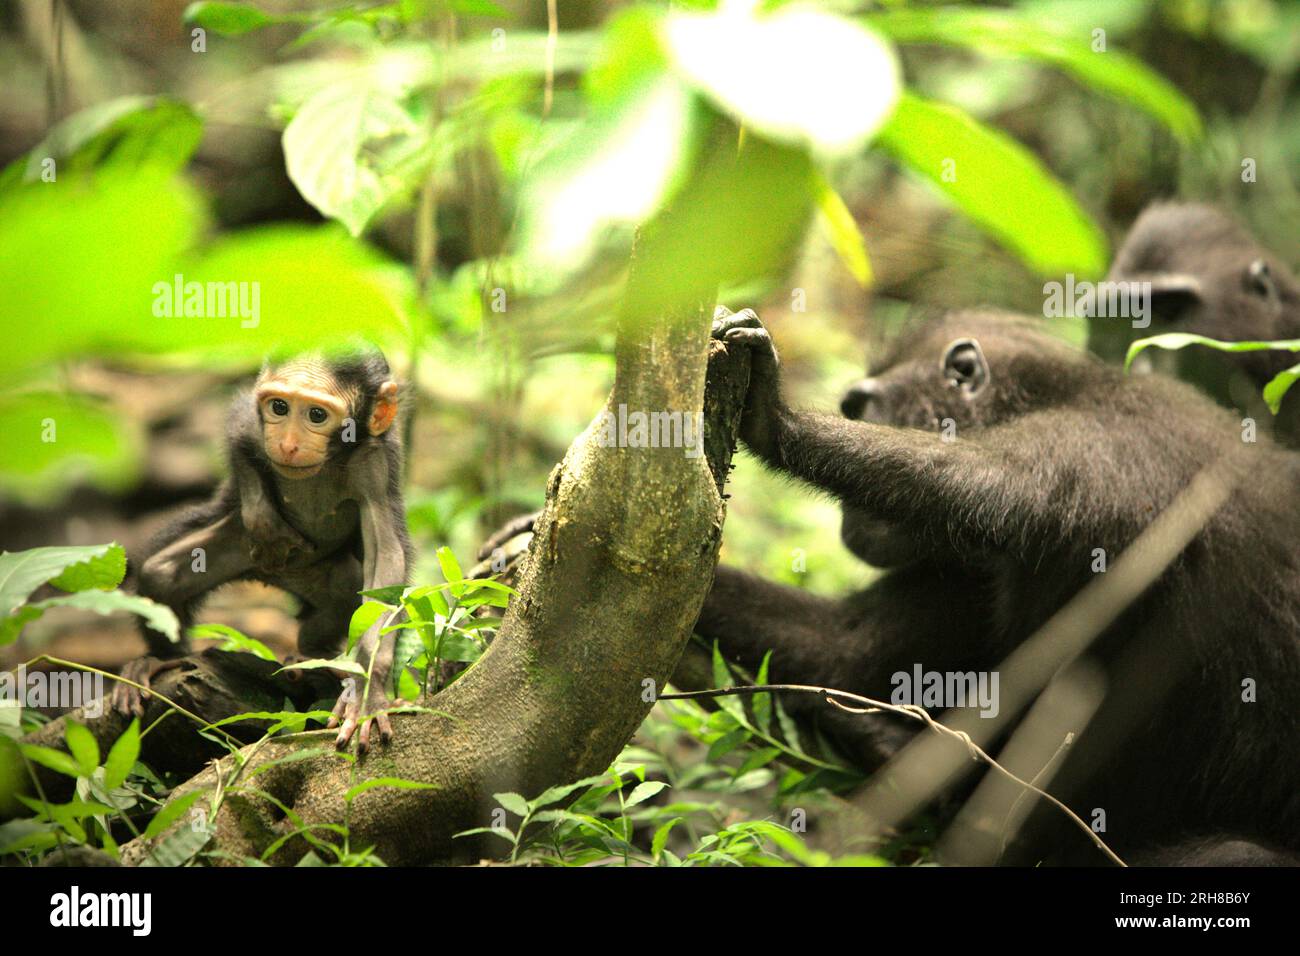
308;406;328;425
270;398;289;416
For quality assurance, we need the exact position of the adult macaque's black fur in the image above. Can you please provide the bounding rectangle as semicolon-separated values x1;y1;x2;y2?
701;307;1300;865
1099;202;1300;444
118;351;412;751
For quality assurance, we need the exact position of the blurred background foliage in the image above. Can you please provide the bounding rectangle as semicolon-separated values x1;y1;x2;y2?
0;0;1295;861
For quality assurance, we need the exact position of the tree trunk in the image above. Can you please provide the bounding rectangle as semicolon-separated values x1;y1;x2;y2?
119;233;751;866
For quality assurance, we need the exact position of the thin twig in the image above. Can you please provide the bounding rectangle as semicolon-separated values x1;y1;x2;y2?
659;683;1125;866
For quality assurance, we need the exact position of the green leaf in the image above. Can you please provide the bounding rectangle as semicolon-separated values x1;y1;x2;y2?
6;97;203;186
1125;333;1300;414
522;74;696;270
345;777;436;802
347;601;389;651
527;773;610;811
19;590;179;646
753;651;773;735
49;544;128;593
450;0;508;15
0;394;136;503
651;817;682;861
875;93;1107;277
1264;362;1300;414
0;819;60;855
183;2;274;36
625;781;668;808
139;821;211;866
1126;332;1300;367
436;546;465;598
707;728;750;762
360;586;408;604
0;544;123;616
283;82;429;236
19;744;82;778
277;657;365;677
493;791;529;817
64;721;99;778
103;719;141;790
190;623;276;661
866;8;1201;141
0;607;43;647
814;174;872;287
663;2;900;155
735;746;781;777
143;790;207;839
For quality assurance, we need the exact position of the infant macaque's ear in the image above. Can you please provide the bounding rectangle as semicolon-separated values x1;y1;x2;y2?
369;381;400;435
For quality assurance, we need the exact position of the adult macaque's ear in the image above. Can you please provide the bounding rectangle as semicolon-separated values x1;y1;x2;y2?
1142;273;1203;323
369;381;400;435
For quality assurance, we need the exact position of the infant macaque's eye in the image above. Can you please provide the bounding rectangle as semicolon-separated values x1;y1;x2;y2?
309;406;328;425
270;398;289;416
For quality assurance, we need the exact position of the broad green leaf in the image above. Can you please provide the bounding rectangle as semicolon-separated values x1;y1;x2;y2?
283;82;429;236
143;790;207;839
814;174;872;287
48;544;127;593
64;721;99;778
347;601;389;651
651;817;682;860
735;746;781;777
450;0;508;15
522;74;696;269
360;586;407;604
493;791;529;817
624;781;668;808
0;819;60;855
663;1;900;156
139;819;211;866
19;591;179;645
4;97;202;186
708;728;750;762
867;8;1201;141
0;395;135;503
183;2;274;35
876;93;1107;277
277;657;365;676
190;623;276;661
0;169;206;376
528;773;610;811
345;777;437;801
0;544;123;616
436;546;465;598
103;719;141;790
20;744;82;778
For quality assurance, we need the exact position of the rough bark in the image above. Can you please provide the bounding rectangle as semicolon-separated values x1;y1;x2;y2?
13;650;339;810
117;237;751;866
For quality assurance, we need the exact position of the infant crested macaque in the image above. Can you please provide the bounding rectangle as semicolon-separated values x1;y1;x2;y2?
114;349;411;752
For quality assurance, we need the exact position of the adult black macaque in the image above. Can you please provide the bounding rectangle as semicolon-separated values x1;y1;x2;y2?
1098;202;1300;444
111;350;412;752
702;306;1300;865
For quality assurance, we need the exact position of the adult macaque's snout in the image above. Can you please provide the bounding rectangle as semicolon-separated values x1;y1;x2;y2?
840;378;882;421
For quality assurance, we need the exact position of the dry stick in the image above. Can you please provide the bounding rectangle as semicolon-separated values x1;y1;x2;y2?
658;682;1125;866
26;655;246;748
